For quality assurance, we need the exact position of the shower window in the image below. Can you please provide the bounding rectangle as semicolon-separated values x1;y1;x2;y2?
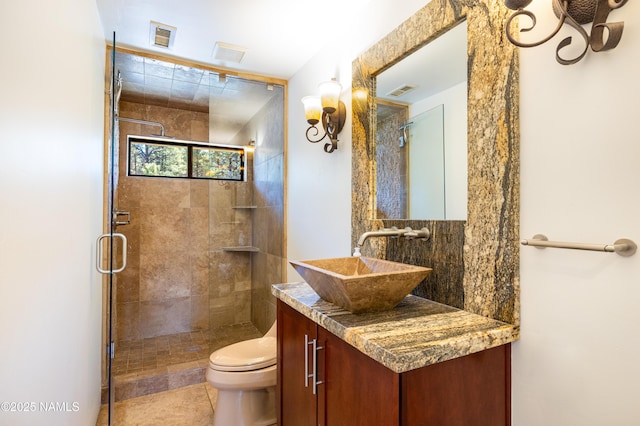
128;136;245;181
192;146;243;180
129;140;188;178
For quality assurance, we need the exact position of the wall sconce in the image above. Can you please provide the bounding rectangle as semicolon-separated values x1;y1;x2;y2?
302;78;346;153
504;0;628;65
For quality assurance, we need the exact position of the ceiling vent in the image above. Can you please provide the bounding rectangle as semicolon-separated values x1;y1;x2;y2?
386;84;417;97
150;21;176;49
213;42;248;63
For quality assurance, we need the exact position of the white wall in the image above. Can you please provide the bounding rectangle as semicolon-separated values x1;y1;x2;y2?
288;0;640;424
286;0;428;278
287;48;353;270
0;1;106;425
514;2;640;424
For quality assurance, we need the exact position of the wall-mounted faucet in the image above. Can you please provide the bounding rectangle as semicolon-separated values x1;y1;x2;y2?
357;227;406;246
404;227;430;240
354;227;430;256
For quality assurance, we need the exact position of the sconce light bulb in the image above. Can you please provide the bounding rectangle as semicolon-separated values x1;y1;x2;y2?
318;79;342;114
301;95;322;125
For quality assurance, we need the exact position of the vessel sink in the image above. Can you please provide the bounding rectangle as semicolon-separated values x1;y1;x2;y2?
289;257;432;313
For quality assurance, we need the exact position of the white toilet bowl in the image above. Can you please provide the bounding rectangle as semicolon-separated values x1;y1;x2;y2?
206;322;277;426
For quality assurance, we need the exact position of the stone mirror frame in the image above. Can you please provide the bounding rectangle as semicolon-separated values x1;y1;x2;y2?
352;0;520;325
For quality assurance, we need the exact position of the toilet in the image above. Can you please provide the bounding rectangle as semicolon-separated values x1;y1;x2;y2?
206;322;277;426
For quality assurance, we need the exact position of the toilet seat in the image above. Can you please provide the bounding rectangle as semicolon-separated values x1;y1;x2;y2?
209;336;276;372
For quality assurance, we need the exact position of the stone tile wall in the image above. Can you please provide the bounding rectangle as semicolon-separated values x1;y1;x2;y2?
376;105;408;219
115;101;268;341
116;102;209;340
229;90;285;334
115;88;285;341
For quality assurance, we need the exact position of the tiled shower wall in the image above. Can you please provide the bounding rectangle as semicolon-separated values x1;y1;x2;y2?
229;90;285;334
114;100;277;342
376;105;408;219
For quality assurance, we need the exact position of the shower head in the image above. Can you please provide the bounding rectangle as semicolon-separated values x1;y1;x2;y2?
399;121;413;148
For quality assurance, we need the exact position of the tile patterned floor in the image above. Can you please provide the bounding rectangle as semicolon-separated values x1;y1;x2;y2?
110;323;263;403
96;323;274;425
113;324;262;377
96;383;217;426
112;331;210;376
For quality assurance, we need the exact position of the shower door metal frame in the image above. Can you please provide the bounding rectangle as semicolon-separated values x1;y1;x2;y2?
95;33;126;425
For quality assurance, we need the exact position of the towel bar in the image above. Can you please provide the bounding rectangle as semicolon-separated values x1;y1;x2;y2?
521;234;636;257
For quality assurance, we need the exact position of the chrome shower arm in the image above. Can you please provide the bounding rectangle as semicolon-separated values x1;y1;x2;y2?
117;117;166;137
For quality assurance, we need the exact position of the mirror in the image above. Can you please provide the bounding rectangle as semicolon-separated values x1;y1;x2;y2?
351;0;520;325
375;21;467;220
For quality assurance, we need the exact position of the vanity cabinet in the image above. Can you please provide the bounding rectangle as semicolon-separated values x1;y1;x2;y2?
277;300;398;425
277;300;511;426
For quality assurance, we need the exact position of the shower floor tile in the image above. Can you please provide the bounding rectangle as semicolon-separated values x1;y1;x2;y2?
110;323;262;402
113;330;211;376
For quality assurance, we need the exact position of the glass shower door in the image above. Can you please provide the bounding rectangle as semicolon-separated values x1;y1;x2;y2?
96;32;126;425
408;104;445;219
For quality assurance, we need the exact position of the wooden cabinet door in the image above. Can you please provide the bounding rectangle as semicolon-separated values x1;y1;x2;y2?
277;300;318;426
320;327;400;425
401;344;511;426
278;300;511;425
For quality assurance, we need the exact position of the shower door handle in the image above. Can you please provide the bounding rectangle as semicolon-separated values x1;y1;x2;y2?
96;233;127;274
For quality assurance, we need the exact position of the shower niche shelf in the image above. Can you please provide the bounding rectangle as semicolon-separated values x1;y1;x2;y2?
222;246;260;253
223;205;258;252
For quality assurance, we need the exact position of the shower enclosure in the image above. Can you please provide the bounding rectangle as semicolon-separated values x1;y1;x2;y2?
101;47;286;410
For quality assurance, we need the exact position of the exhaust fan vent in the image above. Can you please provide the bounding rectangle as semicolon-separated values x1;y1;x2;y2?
213;42;248;63
386;84;417;97
150;21;176;49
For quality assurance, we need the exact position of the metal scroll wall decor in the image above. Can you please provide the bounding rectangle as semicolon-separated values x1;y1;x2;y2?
505;0;628;64
302;78;346;154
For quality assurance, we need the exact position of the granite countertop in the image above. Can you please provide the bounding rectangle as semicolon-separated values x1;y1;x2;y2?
272;282;519;374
